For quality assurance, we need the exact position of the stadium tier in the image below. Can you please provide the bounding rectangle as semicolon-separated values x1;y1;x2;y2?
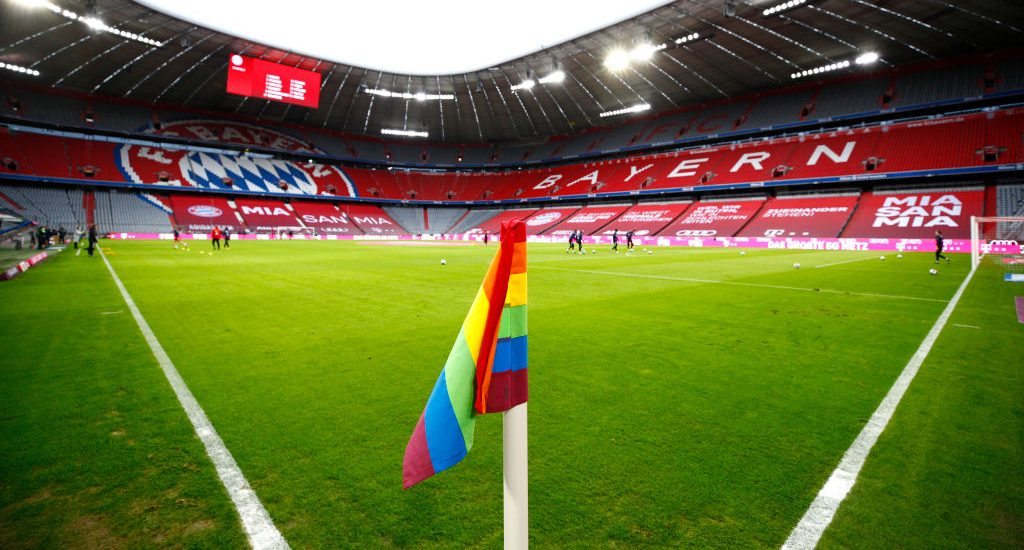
2;108;1021;202
291;201;363;234
657;198;765;238
840;187;985;239
342;204;403;235
595;202;691;237
521;207;581;235
2;56;1022;169
542;205;629;236
169;195;241;232
735;194;859;239
463;209;537;235
234;198;303;232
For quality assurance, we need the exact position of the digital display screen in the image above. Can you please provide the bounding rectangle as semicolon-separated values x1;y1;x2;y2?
226;54;321;108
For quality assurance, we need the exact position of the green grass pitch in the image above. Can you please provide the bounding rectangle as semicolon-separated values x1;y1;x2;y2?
1;239;1021;548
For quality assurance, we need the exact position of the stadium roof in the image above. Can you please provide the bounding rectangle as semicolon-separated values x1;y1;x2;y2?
0;0;1022;144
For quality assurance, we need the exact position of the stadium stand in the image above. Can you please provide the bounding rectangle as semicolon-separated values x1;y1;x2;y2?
234;199;303;232
0;184;85;229
2;56;1023;170
997;183;1024;217
94;190;173;233
736;194;859;238
168;195;241;232
809;77;890;120
458;209;534;235
382;206;426;234
598;202;690;237
840;187;984;239
543;205;629;236
656;197;766;237
425;207;468;234
892;65;984;107
343;204;403;235
522;207;581;235
291;201;363;235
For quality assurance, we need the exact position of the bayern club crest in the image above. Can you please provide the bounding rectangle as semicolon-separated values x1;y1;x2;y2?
187;205;223;218
526;211;562;226
115;120;356;197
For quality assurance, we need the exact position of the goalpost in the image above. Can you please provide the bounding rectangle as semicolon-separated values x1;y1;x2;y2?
970;216;1024;272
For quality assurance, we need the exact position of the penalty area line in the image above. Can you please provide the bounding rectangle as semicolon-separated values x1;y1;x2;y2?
780;264;978;550
533;266;947;303
98;248;289;550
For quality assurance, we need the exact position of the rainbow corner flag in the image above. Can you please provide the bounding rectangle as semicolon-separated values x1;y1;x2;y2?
403;219;528;488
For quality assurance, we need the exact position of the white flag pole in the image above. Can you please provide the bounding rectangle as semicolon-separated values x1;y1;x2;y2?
503;402;528;549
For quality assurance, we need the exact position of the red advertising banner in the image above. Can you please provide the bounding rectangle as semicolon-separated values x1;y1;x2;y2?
226;54;321;108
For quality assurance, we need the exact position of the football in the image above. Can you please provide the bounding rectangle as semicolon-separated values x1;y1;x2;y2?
793;262;801;269
897;253;903;259
880;255;886;261
929;268;938;275
740;251;746;255
440;259;446;265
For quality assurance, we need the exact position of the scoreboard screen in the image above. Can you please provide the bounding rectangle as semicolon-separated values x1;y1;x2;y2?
226;54;321;108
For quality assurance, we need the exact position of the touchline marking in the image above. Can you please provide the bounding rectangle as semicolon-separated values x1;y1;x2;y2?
953;323;980;329
98;248;289;550
780;265;978;550
534;266;948;303
814;256;878;269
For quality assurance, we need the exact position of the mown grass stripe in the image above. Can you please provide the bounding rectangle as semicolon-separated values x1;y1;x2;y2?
98;247;290;550
781;264;978;550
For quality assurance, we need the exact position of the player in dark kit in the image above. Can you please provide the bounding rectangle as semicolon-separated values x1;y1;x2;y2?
934;230;949;263
611;229;619;252
223;228;231;248
566;231;576;253
625;230;635;252
87;224;97;257
173;226;190;250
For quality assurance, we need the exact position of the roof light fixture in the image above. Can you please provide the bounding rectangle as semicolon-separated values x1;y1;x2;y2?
604;49;631;71
629;43;658;62
674;32;700;45
854;51;879;65
598;103;650;118
790;60;850;79
17;0;163;46
0;62;41;76
791;51;879;79
538;69;565;84
763;0;808;17
364;88;454;100
381;128;428;138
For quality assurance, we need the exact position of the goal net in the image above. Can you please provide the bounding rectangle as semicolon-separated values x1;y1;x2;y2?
971;216;1024;275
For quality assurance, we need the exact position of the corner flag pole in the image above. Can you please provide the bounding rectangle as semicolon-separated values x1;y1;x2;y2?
503;402;528;549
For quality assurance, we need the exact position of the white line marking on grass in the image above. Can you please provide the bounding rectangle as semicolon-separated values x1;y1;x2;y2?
534;266;948;303
98;248;289;550
781;265;978;550
953;323;980;329
813;256;878;269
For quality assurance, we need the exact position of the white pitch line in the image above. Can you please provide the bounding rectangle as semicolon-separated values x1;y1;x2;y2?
781;265;978;550
814;256;879;269
534;266;948;303
98;247;289;550
953;323;980;329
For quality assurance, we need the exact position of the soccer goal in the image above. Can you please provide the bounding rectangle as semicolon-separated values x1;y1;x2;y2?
970;216;1024;272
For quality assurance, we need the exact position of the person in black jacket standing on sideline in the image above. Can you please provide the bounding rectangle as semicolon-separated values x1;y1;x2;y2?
934;230;950;264
87;224;98;257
